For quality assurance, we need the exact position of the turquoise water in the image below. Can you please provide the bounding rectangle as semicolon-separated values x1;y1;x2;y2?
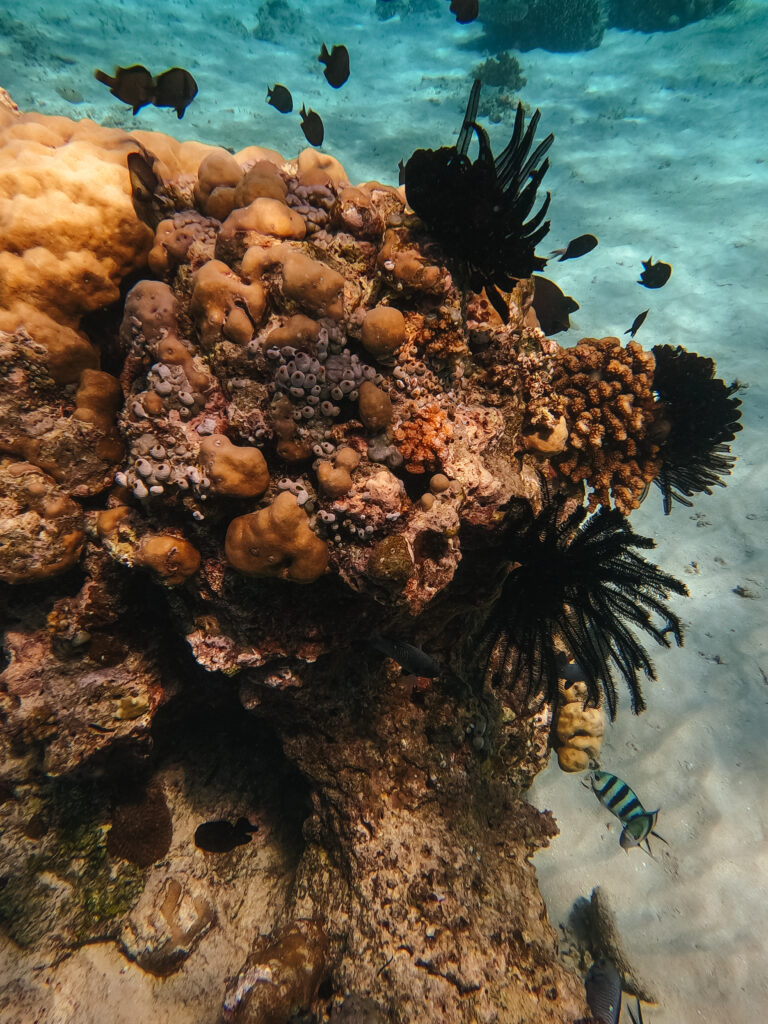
2;1;767;1021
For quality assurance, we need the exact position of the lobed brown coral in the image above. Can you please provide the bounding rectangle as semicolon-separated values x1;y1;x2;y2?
551;336;660;513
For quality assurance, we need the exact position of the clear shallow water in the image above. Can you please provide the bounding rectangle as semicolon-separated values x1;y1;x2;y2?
2;1;767;1021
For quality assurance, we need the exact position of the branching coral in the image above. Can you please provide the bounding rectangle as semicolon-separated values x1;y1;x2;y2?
480;495;688;719
403;79;552;322
649;344;743;514
551;336;660;514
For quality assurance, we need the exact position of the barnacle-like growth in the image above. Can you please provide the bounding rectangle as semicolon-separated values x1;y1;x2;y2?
403;79;553;323
650;344;743;514
480;496;688;719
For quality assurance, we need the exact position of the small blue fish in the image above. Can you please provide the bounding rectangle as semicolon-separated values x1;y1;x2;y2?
589;770;668;854
585;957;622;1024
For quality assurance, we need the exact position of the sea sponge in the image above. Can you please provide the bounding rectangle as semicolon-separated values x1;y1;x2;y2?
316;446;360;498
553;678;605;772
241;245;345;320
552;336;660;514
198;434;270;498
190;259;267;348
0;460;85;583
360;306;406;361
225;491;329;583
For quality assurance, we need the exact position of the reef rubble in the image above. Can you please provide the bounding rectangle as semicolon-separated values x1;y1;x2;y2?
0;87;722;1022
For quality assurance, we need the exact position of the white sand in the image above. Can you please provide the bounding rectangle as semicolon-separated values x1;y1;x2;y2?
2;1;767;1020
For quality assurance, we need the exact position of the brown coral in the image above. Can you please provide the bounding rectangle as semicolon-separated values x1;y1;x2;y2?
552;336;661;513
553;677;605;773
225;491;329;583
0;460;85;583
198;434;270;498
392;402;453;474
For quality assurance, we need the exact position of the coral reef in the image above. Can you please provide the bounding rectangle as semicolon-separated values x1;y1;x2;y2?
0;91;734;1022
480;0;607;53
553;676;605;773
606;0;732;34
550;336;660;514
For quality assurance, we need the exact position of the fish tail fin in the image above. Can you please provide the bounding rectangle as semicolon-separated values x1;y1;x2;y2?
93;68;114;87
624;327;633;336
319;43;330;62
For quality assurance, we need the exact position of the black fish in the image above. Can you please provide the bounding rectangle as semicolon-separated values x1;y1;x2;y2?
638;257;672;289
449;0;479;24
531;275;579;335
127;150;159;205
266;83;293;113
625;309;649;338
585;958;622;1024
299;104;324;146
551;233;598;261
369;635;442;678
318;43;350;89
94;64;154;114
152;67;198;118
194;816;258;853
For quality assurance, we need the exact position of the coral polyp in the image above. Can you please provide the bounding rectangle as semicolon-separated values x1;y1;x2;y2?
403;79;553;322
480;496;689;719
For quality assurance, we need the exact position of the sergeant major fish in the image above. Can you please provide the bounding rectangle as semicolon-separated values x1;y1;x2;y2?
589;769;668;854
585;957;622;1024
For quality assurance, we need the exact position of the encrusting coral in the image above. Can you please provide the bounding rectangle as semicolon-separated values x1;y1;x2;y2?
0;88;741;1024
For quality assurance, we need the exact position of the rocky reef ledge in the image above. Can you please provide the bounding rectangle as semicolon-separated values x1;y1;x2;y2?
0;85;635;1022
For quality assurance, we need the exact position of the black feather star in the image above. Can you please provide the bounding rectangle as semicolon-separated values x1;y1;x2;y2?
403;79;553;323
481;497;688;720
650;344;743;515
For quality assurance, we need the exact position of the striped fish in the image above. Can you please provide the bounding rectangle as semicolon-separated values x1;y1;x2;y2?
628;997;645;1024
589;770;668;854
585;957;622;1024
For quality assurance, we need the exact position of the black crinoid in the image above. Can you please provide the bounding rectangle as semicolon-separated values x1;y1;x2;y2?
480;496;688;720
402;79;553;323
650;344;743;515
